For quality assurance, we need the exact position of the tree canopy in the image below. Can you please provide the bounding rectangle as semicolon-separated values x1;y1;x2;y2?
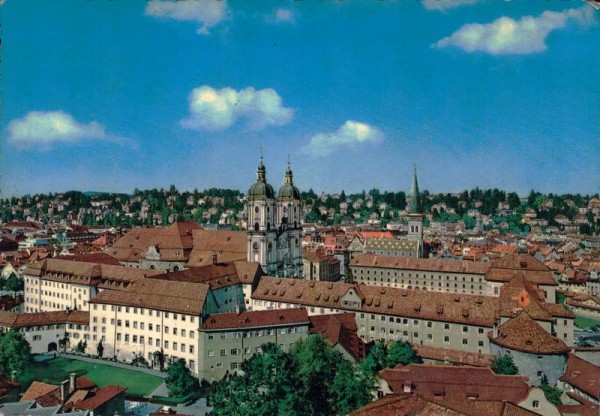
0;330;32;376
491;354;519;375
165;358;199;397
360;341;421;377
208;335;372;416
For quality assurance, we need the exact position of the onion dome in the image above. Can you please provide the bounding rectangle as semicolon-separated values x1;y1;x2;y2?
248;160;275;200
278;163;300;201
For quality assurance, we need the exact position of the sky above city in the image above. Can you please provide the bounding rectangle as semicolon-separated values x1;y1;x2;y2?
2;0;599;197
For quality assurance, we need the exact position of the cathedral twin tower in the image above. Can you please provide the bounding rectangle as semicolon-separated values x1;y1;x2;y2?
246;158;302;278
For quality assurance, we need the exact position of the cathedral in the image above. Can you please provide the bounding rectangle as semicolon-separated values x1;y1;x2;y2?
246;158;303;278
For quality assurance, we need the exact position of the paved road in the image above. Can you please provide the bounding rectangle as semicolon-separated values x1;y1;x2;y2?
60;353;168;378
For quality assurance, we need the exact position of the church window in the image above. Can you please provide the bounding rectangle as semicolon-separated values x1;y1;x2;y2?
254;206;259;213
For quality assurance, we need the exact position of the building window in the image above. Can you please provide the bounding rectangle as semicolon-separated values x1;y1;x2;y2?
220;349;226;356
532;400;539;409
208;350;214;357
462;339;468;345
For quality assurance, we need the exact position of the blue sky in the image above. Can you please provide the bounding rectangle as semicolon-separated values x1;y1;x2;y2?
2;0;598;197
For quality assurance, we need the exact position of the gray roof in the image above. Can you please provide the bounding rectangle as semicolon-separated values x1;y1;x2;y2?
364;238;419;251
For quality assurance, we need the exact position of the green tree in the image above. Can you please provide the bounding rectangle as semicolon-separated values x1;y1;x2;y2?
540;375;563;405
386;341;421;367
4;275;23;294
491;354;519;375
165;358;199;397
0;330;32;376
330;359;373;416
360;341;387;376
208;336;371;416
209;343;301;416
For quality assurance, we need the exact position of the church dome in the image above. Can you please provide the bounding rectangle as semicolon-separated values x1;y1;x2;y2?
248;162;275;200
278;164;300;200
249;181;275;199
278;183;300;200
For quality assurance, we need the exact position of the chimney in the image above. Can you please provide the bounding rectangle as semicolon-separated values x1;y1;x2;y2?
69;372;76;393
60;380;69;403
212;253;218;265
493;321;499;338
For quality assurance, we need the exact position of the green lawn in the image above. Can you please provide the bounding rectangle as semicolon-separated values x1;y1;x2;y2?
574;315;600;329
19;357;164;397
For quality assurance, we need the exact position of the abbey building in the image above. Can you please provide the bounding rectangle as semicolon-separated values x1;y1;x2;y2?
246;159;303;278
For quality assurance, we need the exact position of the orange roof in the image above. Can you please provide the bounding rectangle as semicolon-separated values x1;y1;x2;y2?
358;231;394;240
20;381;58;402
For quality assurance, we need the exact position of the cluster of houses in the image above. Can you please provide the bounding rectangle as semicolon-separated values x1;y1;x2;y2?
0;185;599;414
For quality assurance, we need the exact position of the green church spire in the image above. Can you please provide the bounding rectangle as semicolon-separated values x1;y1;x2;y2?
410;164;421;214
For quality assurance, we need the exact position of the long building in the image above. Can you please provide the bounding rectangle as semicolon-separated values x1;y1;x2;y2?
250;272;573;356
348;253;558;303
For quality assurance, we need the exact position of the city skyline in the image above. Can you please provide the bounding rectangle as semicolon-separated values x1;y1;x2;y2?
2;0;599;197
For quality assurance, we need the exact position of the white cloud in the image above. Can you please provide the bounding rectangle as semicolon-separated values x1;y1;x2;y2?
7;111;110;150
145;0;227;35
181;86;293;131
274;9;293;22
303;120;384;158
433;6;594;55
422;0;477;12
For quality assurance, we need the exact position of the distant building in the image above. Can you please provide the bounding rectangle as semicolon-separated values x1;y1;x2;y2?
302;249;341;282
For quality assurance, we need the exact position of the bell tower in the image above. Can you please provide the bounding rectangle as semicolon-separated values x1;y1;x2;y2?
277;159;302;277
246;154;277;274
407;165;424;257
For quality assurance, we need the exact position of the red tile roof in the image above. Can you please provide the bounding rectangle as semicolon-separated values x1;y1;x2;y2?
350;253;490;275
560;354;600;400
349;393;538;416
90;279;208;316
253;278;499;327
73;385;126;410
380;364;530;403
309;313;367;361
20;381;58;402
154;261;241;289
486;254;556;286
489;311;569;355
412;344;495;368
57;252;122;265
201;308;310;330
0;310;89;328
